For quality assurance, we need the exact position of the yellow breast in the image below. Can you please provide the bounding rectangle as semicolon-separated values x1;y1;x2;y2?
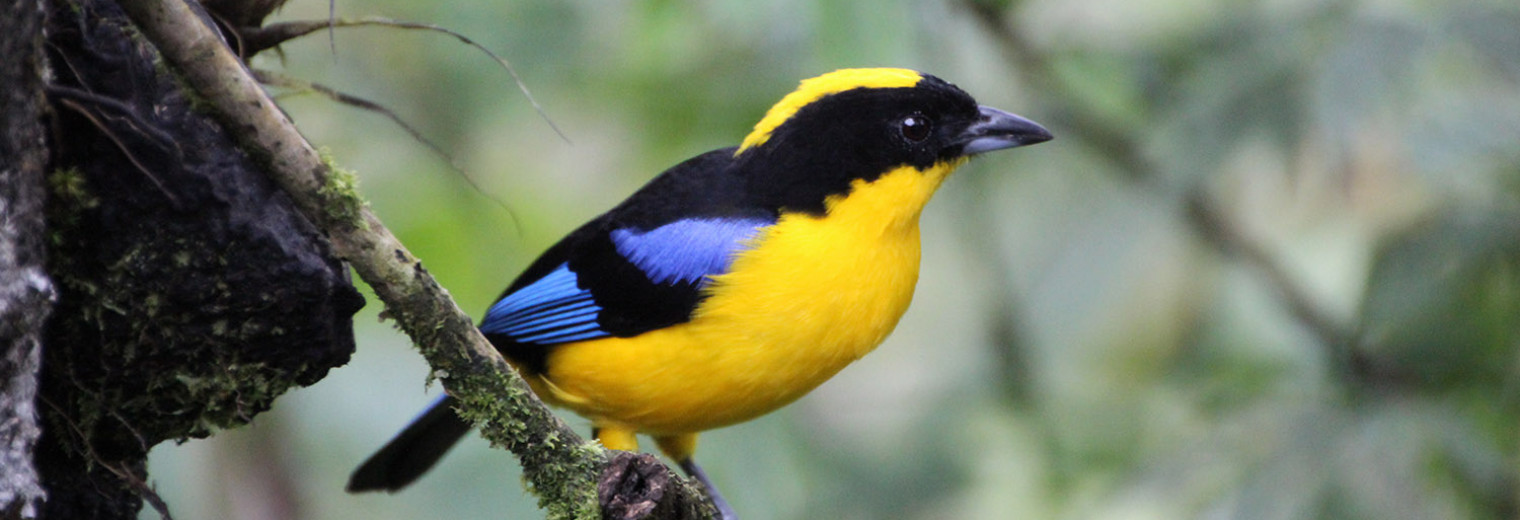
534;160;963;435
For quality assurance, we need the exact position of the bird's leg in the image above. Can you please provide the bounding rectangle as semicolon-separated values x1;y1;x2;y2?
593;425;640;451
678;458;739;520
653;433;737;519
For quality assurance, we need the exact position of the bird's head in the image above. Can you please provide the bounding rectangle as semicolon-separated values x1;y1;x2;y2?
732;68;1052;216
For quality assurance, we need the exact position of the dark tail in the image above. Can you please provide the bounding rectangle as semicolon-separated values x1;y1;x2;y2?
347;395;473;493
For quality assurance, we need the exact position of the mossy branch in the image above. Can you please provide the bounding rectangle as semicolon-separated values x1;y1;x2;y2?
108;0;641;517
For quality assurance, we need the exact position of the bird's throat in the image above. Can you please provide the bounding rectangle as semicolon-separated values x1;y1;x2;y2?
816;159;963;236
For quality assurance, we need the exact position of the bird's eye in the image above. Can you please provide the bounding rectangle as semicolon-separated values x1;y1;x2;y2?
899;114;932;142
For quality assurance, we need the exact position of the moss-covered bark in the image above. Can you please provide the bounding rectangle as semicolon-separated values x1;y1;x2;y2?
36;1;363;517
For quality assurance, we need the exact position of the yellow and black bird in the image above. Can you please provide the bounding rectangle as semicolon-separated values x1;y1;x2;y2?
348;68;1051;517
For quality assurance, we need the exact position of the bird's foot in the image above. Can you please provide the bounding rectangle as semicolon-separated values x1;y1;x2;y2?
679;459;739;520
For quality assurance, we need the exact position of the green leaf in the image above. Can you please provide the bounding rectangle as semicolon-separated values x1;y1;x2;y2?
1357;206;1520;390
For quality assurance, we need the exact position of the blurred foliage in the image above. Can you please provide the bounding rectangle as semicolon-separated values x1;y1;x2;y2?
145;0;1520;519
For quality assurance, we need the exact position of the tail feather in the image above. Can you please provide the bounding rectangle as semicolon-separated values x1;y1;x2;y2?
348;395;473;493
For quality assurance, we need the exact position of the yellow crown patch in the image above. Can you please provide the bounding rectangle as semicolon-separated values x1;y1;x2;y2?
736;68;922;154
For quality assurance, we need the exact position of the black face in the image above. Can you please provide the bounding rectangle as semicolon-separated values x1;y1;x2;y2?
734;74;991;215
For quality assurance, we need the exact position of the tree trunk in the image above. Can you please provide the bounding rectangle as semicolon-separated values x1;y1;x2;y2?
0;0;54;518
27;0;364;517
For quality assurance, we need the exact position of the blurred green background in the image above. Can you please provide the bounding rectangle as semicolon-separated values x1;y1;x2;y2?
145;0;1520;518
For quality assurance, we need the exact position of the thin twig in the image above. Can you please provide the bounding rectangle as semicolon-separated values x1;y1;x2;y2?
1183;191;1350;348
240;17;571;144
251;68;522;232
39;397;176;520
202;7;245;58
46;84;180;150
327;0;336;58
51;96;182;209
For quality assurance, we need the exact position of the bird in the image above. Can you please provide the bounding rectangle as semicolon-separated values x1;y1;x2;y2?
347;67;1052;518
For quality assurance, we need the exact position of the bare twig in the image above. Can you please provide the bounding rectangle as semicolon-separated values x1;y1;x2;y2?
326;0;336;57
1183;191;1350;348
240;17;570;144
118;463;175;520
40;397;176;520
251;68;523;232
251;68;453;169
51;96;183;209
45;84;180;147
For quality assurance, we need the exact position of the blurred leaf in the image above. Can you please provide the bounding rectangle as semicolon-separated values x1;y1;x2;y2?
1430;403;1519;519
1106;400;1509;520
1406;88;1520;198
1152;16;1311;189
1048;52;1152;134
1449;5;1520;83
1329;403;1483;520
1312;18;1427;138
1358;206;1520;390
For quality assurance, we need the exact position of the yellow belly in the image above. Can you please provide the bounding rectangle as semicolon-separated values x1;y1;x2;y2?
533;161;960;435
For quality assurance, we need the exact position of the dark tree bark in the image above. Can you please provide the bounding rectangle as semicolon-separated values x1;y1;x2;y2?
29;0;364;518
0;0;54;518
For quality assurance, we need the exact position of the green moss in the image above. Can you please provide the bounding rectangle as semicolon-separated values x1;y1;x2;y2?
45;222;329;454
46;168;98;246
448;365;604;520
331;218;608;517
48;167;97;207
316;147;368;229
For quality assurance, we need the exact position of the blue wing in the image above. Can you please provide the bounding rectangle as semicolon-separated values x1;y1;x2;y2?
480;263;609;344
610;217;770;285
480;216;771;346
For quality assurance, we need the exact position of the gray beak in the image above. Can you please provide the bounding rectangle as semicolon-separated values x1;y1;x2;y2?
958;105;1053;156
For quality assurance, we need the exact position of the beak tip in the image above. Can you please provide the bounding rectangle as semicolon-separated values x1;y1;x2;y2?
959;106;1054;156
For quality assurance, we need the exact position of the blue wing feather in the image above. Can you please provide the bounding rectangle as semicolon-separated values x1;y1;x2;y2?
610;217;770;285
481;216;771;347
480;264;610;344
